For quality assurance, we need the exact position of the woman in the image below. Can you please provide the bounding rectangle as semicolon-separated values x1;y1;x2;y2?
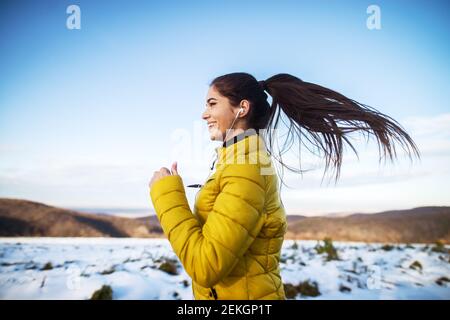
149;73;419;300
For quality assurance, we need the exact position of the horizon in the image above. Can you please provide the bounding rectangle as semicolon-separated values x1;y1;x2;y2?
63;204;450;218
13;198;448;218
2;196;449;218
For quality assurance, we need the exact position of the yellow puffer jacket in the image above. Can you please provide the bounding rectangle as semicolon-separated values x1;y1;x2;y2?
150;132;287;300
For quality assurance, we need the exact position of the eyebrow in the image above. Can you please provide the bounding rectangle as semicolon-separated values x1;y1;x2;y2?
206;98;217;104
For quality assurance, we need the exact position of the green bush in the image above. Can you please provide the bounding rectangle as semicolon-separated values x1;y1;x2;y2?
297;280;321;297
41;262;53;271
90;285;113;300
283;280;321;299
158;260;178;275
435;276;450;286
381;244;394;251
181;279;189;287
283;283;298;299
409;260;423;271
315;237;339;261
431;240;448;254
291;241;299;250
339;284;352;293
100;266;115;275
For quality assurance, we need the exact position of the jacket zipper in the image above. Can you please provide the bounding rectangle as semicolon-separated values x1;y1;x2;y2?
210;287;218;300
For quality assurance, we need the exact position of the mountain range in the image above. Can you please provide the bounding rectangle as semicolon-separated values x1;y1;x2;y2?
0;198;448;243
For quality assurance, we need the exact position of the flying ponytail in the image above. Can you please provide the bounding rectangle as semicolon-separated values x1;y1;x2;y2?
210;72;420;185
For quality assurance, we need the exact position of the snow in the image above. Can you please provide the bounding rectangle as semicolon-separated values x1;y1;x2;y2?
0;238;449;300
280;240;450;299
0;238;192;300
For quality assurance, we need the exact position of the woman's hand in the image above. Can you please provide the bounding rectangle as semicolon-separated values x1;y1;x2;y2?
149;161;179;190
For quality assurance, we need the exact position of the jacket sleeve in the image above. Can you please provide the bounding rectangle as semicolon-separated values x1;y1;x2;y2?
149;164;266;288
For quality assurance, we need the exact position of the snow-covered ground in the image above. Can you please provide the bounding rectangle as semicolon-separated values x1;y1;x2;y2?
0;238;448;300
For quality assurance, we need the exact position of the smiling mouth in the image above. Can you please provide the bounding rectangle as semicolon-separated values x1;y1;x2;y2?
207;122;217;129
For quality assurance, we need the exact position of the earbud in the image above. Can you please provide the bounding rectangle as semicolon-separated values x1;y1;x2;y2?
223;107;244;143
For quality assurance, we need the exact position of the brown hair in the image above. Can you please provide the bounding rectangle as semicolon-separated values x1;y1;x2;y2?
210;72;420;186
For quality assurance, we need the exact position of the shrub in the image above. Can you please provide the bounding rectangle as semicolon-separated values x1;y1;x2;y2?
409;260;423;271
181;279;189;287
315;237;339;261
283;283;298;299
297;280;321;297
41;262;53;271
90;285;113;300
431;240;448;254
283;280;321;299
158;260;178;275
435;277;450;286
381;244;394;251
339;284;352;293
100;266;115;275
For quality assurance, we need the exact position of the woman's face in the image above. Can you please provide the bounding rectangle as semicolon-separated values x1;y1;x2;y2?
202;85;243;141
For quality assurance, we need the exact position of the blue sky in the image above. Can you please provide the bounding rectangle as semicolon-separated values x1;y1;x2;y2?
1;0;449;215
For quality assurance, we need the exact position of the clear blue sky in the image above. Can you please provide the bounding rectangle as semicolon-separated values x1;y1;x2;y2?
1;0;449;215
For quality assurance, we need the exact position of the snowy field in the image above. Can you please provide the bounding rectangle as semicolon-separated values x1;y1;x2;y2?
0;238;449;300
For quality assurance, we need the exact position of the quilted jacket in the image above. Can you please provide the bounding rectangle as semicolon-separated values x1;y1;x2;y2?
150;131;287;300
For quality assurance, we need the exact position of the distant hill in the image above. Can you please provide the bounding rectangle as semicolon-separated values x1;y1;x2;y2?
285;207;450;243
0;198;449;243
0;198;163;238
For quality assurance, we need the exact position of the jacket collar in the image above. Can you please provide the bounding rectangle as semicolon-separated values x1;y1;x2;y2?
214;129;267;166
221;129;258;148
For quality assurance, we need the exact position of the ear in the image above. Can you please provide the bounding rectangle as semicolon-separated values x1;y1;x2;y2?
238;100;250;117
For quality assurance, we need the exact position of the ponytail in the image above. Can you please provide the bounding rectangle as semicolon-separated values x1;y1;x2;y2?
210;72;420;185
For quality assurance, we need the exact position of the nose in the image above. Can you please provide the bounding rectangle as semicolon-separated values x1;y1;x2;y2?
202;108;209;120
